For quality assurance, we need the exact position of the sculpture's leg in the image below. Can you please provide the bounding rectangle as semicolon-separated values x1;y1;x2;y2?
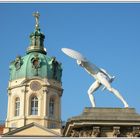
88;81;101;107
110;88;129;108
97;73;129;108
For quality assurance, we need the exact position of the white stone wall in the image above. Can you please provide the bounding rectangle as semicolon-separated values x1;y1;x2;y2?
4;77;63;133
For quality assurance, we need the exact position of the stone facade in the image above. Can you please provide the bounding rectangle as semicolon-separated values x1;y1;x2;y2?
4;78;63;134
63;107;140;137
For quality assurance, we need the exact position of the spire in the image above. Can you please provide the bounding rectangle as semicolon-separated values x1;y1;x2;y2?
26;12;47;55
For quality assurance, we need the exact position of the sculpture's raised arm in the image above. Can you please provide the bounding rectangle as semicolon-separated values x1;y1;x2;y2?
61;48;100;75
61;48;87;62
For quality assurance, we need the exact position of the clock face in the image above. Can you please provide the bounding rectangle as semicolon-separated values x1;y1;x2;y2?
30;81;42;91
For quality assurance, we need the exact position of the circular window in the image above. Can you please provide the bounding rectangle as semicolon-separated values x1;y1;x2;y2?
30;81;42;91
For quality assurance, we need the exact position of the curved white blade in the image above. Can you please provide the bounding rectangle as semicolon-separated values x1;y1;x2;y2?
61;48;87;62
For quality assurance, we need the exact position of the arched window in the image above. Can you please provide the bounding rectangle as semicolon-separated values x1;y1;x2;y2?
15;97;20;116
49;123;56;129
49;98;55;117
31;96;38;115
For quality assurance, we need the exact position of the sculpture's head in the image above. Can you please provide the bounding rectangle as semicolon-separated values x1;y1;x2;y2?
77;60;83;67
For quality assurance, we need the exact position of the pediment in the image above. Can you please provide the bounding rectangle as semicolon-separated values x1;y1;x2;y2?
3;123;61;137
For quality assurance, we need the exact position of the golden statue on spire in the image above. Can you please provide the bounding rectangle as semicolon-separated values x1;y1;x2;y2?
33;11;40;30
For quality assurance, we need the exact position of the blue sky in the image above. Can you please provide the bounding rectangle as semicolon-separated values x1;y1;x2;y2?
0;3;140;122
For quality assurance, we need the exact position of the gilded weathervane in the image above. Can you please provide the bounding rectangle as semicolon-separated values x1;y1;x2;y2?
33;11;40;30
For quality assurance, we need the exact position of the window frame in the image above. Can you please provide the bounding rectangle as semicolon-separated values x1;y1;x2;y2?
49;97;55;117
30;96;38;115
15;97;20;116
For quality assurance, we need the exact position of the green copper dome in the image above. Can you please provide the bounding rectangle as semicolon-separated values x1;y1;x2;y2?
9;12;62;82
9;53;62;82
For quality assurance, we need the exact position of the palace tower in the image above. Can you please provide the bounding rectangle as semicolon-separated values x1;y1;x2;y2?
4;12;63;136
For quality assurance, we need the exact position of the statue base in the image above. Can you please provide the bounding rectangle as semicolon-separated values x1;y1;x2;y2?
63;107;140;137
